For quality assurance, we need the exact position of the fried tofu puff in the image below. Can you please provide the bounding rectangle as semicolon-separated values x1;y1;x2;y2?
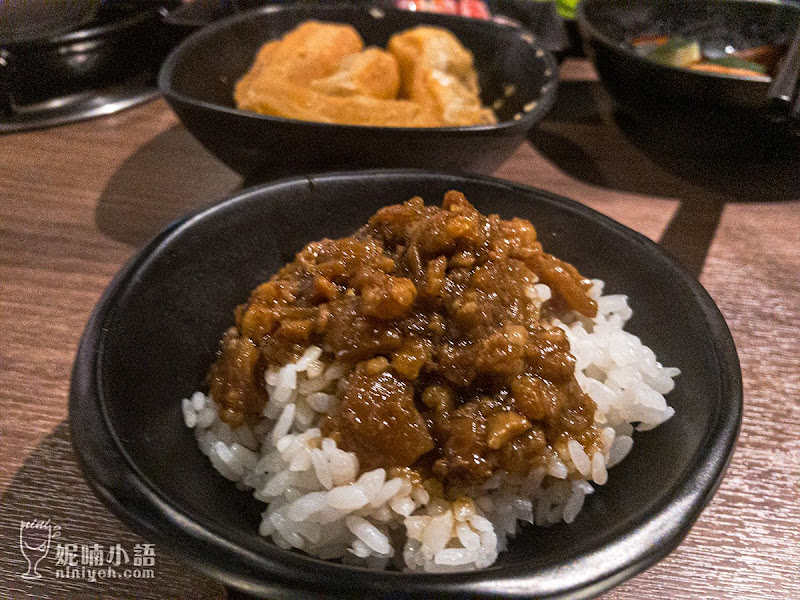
235;76;437;127
234;21;493;127
388;26;496;126
235;23;433;126
234;21;365;108
310;47;401;100
240;21;363;87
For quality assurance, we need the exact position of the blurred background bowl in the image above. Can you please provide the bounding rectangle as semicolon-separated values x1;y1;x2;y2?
0;0;181;127
0;0;102;45
576;0;800;145
70;170;741;600
158;4;558;181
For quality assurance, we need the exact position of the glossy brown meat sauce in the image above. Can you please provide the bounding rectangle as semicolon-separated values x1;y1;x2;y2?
208;191;601;492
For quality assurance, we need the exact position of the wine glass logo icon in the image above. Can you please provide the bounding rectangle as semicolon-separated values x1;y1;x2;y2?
19;519;59;580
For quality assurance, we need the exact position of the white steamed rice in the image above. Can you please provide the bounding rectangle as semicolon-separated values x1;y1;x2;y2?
182;279;678;572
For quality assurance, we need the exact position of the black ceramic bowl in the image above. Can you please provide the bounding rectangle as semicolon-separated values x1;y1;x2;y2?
70;170;741;599
577;0;800;132
1;1;178;110
157;5;558;180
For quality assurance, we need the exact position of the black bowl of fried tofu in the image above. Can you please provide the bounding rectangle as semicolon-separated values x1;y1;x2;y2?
158;4;558;180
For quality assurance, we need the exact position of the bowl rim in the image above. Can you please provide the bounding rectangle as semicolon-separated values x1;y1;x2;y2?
576;0;800;84
156;3;559;134
69;169;742;600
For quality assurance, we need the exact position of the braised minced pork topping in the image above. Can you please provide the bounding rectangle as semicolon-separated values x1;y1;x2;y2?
208;191;601;492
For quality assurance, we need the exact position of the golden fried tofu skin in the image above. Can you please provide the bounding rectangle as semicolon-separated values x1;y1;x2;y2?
388;26;495;126
235;76;438;127
259;21;363;85
233;21;494;127
235;21;364;106
310;47;401;100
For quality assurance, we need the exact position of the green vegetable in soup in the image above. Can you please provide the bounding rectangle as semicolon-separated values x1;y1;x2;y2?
556;0;580;19
703;56;767;74
646;37;701;67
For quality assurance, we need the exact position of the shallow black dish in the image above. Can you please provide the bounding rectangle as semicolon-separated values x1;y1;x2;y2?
577;0;800;142
158;5;558;180
70;170;741;599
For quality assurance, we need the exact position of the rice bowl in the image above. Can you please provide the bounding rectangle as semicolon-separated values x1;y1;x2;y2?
69;170;740;599
181;194;678;572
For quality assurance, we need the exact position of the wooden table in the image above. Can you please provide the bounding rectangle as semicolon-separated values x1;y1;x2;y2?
2;60;798;599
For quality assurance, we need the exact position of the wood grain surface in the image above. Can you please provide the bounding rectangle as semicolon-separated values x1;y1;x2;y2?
1;59;798;599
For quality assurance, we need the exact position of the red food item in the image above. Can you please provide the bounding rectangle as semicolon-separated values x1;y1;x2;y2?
394;0;490;20
458;0;491;19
